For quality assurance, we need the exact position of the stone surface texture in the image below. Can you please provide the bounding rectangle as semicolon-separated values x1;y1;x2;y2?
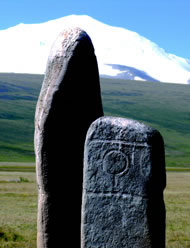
34;27;103;248
81;116;166;248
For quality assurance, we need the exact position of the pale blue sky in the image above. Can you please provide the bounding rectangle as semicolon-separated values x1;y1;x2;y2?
1;0;190;59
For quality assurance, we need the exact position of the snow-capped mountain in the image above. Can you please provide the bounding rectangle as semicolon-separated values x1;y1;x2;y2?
0;15;190;84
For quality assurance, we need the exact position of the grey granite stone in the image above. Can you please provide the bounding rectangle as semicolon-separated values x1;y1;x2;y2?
34;27;103;248
81;116;166;248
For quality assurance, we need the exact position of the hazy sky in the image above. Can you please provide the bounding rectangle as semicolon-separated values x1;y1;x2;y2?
1;0;190;59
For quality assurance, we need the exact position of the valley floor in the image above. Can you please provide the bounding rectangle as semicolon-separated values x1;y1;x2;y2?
0;167;189;247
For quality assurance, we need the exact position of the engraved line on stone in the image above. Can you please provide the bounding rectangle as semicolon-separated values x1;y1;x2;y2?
86;192;147;200
89;140;151;147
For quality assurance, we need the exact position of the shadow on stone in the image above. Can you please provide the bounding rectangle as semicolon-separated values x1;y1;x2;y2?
35;28;103;247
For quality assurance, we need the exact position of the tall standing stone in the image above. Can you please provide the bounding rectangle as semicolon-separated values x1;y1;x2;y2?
35;28;103;247
81;117;166;248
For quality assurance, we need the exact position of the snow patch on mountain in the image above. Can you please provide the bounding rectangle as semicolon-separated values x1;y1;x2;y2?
102;64;159;82
0;15;190;84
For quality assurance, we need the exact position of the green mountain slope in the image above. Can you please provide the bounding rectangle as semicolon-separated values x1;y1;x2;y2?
0;73;189;167
101;78;190;167
0;73;43;161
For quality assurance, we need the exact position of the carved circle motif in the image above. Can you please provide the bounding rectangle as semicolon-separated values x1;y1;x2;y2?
103;150;128;175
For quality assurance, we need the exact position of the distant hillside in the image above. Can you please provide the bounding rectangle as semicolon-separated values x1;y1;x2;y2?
0;73;43;161
0;73;189;167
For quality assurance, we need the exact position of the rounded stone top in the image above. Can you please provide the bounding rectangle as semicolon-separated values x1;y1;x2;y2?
86;116;162;145
35;26;100;135
48;27;93;62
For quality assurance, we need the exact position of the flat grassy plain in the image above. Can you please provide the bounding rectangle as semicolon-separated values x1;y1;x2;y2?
0;169;37;248
165;172;190;248
0;168;189;247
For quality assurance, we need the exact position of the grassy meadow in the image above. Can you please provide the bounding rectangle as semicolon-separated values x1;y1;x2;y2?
0;169;37;248
0;73;190;247
0;167;189;247
165;172;190;247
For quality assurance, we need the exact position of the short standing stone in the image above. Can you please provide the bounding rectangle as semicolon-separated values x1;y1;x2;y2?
34;28;103;247
81;117;166;248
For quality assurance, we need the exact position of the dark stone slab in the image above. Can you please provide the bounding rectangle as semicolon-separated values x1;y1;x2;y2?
35;27;103;247
81;117;166;248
